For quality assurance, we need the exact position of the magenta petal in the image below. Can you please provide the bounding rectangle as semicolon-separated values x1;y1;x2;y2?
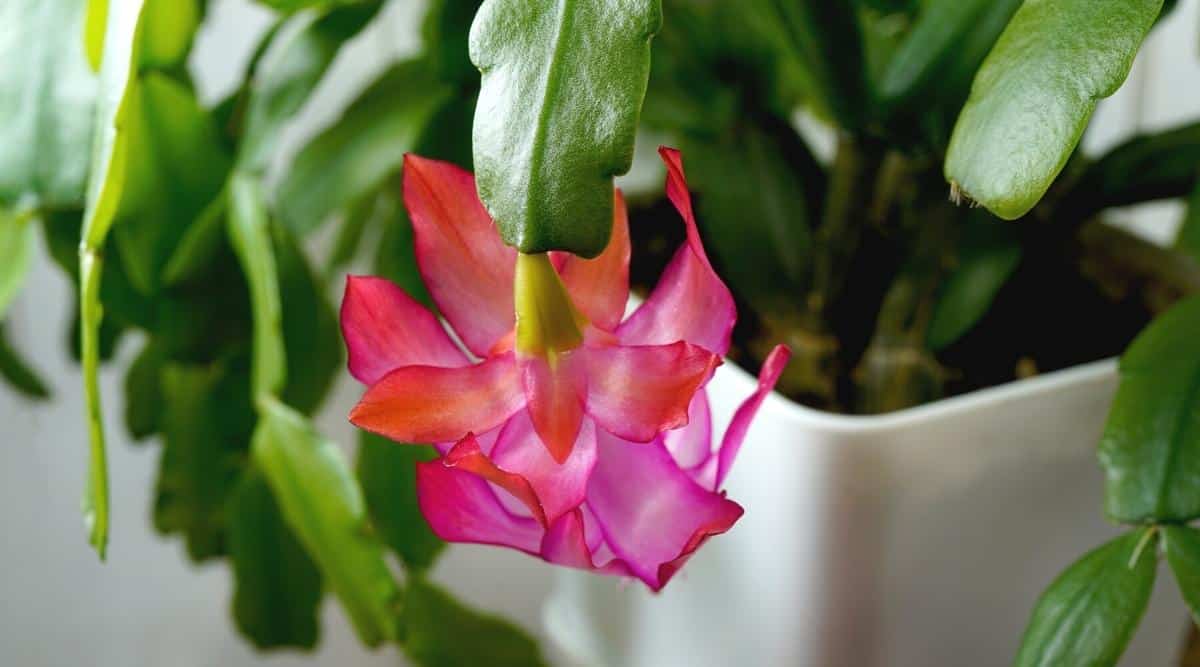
554;189;631;333
349;353;524;444
617;149;734;354
403;154;516;356
663;391;713;470
492;412;597;525
340;275;467;385
584;341;720;443
443;433;548;526
521;350;587;463
541;509;632;577
713;344;791;488
415;459;542;553
587;431;744;591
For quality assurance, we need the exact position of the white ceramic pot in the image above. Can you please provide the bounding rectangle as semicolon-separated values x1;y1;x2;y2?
543;359;1189;667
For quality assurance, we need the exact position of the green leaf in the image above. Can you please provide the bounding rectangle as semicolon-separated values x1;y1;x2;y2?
402;577;546;667
421;0;483;84
0;322;50;400
162;190;228;287
139;0;201;68
944;0;1164;220
228;467;323;650
0;209;36;318
767;0;869;129
926;213;1021;351
1060;121;1200;221
678;125;810;301
0;0;98;208
372;189;434;308
1179;175;1200;265
79;0;149;560
252;397;400;647
153;359;253;561
85;0;110;72
470;0;662;256
324;191;375;275
274;218;341;414
356;432;444;572
123;339;165;440
1163;525;1200;626
1099;295;1200;523
227;172;286;401
238;2;382;172
277;60;450;235
1014;528;1158;667
878;0;1021;112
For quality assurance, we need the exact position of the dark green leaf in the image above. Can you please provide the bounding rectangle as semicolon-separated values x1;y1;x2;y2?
1061;121;1200;221
945;0;1164;220
277;60;450;235
764;0;869;129
162;190;228;287
238;2;382;172
0;208;36;317
1179;175;1200;265
252;397;400;647
421;0;483;85
927;213;1021;351
0;0;97;208
123;339;165;440
356;432;444;572
1163;525;1200;625
153;359;253;561
1015;528;1158;667
470;0;662;256
0;322;50;399
324;191;376;276
228;467;323;650
371;188;434;307
274;219;342;414
402;577;546;667
1099;295;1200;523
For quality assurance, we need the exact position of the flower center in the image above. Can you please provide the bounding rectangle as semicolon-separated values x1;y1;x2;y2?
514;253;585;358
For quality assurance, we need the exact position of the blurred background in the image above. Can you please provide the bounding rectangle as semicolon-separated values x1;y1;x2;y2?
3;0;1200;665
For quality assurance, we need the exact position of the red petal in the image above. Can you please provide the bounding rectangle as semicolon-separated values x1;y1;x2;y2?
521;350;587;463
554;189;631;332
403;155;516;356
340;275;467;385
584;341;720;443
349;353;523;444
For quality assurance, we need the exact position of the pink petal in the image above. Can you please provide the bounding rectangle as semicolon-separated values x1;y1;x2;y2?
617;148;735;354
340;275;467;385
587;431;744;591
554;189;631;332
541;509;632;577
663;391;712;469
349;353;523;444
713;344;790;488
584;341;720;443
415;459;542;553
403;155;516;356
521;350;587;463
492;412;597;525
443;433;547;526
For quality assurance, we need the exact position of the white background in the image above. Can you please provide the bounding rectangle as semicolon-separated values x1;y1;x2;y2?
3;1;1200;665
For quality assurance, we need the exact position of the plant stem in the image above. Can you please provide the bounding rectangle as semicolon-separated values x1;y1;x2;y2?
1075;221;1200;313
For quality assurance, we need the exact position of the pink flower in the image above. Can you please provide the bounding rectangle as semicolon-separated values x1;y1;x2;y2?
342;147;789;590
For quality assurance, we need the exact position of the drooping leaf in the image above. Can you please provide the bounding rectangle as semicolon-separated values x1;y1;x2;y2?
470;0;662;257
277;60;450;235
944;0;1164;220
1099;295;1200;523
1060;121;1200;221
228;467;323;650
927;213;1021;351
273;219;341;414
0;209;36;318
1163;525;1200;626
123;339;165;440
139;0;201;69
356;432;444;572
237;2;383;172
1014;528;1158;667
1179;175;1200;265
78;0;149;560
401;577;546;667
0;322;50;400
252;397;400;647
227;172;286;401
153;359;252;561
0;0;98;208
